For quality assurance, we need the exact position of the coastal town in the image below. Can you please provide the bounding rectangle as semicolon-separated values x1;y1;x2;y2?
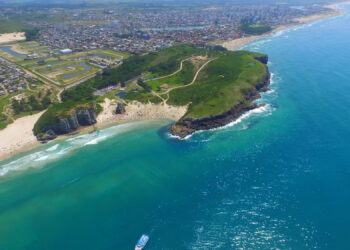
20;4;330;54
0;0;350;249
0;2;336;100
0;57;37;96
0;0;343;162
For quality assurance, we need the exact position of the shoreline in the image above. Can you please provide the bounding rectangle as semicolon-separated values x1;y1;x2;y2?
0;111;44;162
0;100;187;162
0;2;348;163
221;2;347;51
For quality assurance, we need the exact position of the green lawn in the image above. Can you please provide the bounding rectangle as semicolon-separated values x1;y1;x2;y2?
145;61;195;91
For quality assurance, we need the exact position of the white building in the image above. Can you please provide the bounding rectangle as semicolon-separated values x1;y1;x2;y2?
60;49;73;54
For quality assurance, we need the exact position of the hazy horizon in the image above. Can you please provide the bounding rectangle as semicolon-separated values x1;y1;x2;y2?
0;0;340;5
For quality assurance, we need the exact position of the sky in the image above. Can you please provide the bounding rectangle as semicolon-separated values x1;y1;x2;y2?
0;0;339;4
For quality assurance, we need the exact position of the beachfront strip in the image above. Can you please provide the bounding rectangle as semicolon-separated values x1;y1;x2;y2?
0;1;344;160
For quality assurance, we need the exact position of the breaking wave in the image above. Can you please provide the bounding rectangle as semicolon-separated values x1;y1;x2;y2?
0;121;160;177
169;71;280;142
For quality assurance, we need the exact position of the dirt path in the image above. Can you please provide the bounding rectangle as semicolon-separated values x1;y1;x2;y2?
151;90;166;102
147;57;217;104
164;57;217;96
156;57;193;80
56;69;102;103
0;83;8;95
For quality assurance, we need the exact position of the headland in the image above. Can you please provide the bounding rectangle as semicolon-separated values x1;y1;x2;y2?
0;2;348;162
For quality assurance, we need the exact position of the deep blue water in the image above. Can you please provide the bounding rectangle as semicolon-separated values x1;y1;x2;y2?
1;4;350;249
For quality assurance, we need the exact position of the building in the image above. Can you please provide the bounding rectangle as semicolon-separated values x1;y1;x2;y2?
60;49;73;54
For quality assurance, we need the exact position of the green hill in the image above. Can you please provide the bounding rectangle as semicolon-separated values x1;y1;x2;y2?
34;44;270;139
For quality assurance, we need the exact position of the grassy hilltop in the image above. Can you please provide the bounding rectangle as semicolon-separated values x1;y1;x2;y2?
34;44;269;137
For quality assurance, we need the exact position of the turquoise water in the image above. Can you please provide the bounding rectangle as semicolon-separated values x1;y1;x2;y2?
1;4;350;249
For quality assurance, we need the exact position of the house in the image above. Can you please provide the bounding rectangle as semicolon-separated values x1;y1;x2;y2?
160;83;168;90
60;48;73;54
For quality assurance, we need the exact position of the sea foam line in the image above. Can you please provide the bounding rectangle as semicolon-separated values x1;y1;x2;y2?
169;70;280;141
0;121;155;177
169;104;274;141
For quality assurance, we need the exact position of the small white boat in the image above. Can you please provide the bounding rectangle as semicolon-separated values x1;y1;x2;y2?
135;234;149;250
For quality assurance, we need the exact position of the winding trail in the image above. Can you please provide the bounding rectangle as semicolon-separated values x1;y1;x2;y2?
56;69;103;103
155;57;194;81
145;57;195;102
0;83;8;95
162;57;218;103
147;57;217;104
165;57;217;95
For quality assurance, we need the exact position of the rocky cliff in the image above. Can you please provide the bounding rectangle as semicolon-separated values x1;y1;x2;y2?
254;55;269;64
37;108;97;142
115;102;126;114
171;67;271;138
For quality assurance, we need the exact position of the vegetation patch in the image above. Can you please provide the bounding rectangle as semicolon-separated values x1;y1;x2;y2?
33;44;268;138
240;22;272;35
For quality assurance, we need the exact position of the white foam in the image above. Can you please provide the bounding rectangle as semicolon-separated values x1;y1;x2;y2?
169;104;273;141
222;105;272;129
34;155;49;162
84;135;108;146
46;144;59;152
170;70;281;141
0;121;156;177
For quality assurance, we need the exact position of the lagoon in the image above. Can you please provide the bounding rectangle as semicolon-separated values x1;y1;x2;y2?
0;46;26;57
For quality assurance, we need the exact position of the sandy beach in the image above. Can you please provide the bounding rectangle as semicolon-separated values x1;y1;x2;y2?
0;2;348;163
0;32;26;45
222;4;346;51
0;111;43;162
96;98;187;127
0;99;187;162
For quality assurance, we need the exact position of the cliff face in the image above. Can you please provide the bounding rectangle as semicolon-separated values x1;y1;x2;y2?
171;66;271;138
115;102;126;114
37;108;97;142
254;55;269;65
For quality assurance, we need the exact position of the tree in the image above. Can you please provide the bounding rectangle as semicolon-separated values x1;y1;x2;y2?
23;28;40;41
12;99;21;115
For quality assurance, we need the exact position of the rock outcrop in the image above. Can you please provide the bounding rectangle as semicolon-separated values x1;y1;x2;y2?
37;108;97;142
115;102;125;114
171;66;271;138
254;55;269;64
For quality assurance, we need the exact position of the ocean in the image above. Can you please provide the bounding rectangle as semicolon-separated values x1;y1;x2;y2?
1;4;350;249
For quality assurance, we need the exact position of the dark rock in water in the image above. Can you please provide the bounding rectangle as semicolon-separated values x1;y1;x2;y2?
37;108;97;142
171;102;257;138
115;102;125;114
